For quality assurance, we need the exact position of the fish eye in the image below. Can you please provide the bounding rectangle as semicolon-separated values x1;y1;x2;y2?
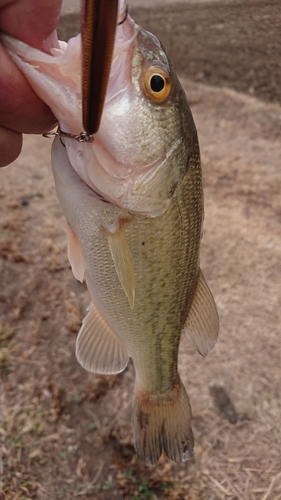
142;66;172;103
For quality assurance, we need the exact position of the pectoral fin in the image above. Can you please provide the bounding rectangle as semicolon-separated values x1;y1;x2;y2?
106;225;135;308
183;269;219;356
66;223;86;283
76;302;130;374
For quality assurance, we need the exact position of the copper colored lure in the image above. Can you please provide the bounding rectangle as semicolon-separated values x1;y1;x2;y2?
81;0;119;134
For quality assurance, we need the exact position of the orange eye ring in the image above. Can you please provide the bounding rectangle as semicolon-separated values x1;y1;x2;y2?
142;66;172;103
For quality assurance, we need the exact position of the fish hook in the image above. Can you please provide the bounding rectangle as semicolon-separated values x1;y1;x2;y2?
43;128;94;146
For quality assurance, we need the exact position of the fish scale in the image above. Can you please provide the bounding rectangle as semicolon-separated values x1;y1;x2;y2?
59;129;202;395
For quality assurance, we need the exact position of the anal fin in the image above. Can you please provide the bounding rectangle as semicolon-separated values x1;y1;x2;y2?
106;224;135;308
76;302;130;374
183;269;219;356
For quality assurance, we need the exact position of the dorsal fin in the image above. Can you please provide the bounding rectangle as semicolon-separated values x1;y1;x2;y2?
76;302;130;374
106;224;135;308
183;269;219;356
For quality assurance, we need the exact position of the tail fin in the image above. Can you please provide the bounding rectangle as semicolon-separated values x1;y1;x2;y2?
132;379;194;465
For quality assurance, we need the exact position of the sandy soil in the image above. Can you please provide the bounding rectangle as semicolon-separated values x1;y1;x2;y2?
0;79;281;499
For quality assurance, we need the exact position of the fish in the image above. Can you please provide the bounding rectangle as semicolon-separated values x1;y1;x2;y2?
1;0;219;465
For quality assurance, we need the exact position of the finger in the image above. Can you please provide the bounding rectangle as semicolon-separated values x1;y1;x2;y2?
0;126;22;167
0;44;57;134
0;0;63;49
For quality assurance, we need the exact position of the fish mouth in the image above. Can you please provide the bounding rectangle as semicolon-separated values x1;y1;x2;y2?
1;17;182;218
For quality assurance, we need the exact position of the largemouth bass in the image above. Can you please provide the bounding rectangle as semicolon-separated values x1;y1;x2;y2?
1;0;219;465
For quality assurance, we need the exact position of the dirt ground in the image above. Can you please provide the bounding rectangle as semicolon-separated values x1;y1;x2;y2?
59;0;281;105
131;0;281;105
0;42;281;500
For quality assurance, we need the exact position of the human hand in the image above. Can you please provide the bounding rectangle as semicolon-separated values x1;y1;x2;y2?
0;0;62;166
